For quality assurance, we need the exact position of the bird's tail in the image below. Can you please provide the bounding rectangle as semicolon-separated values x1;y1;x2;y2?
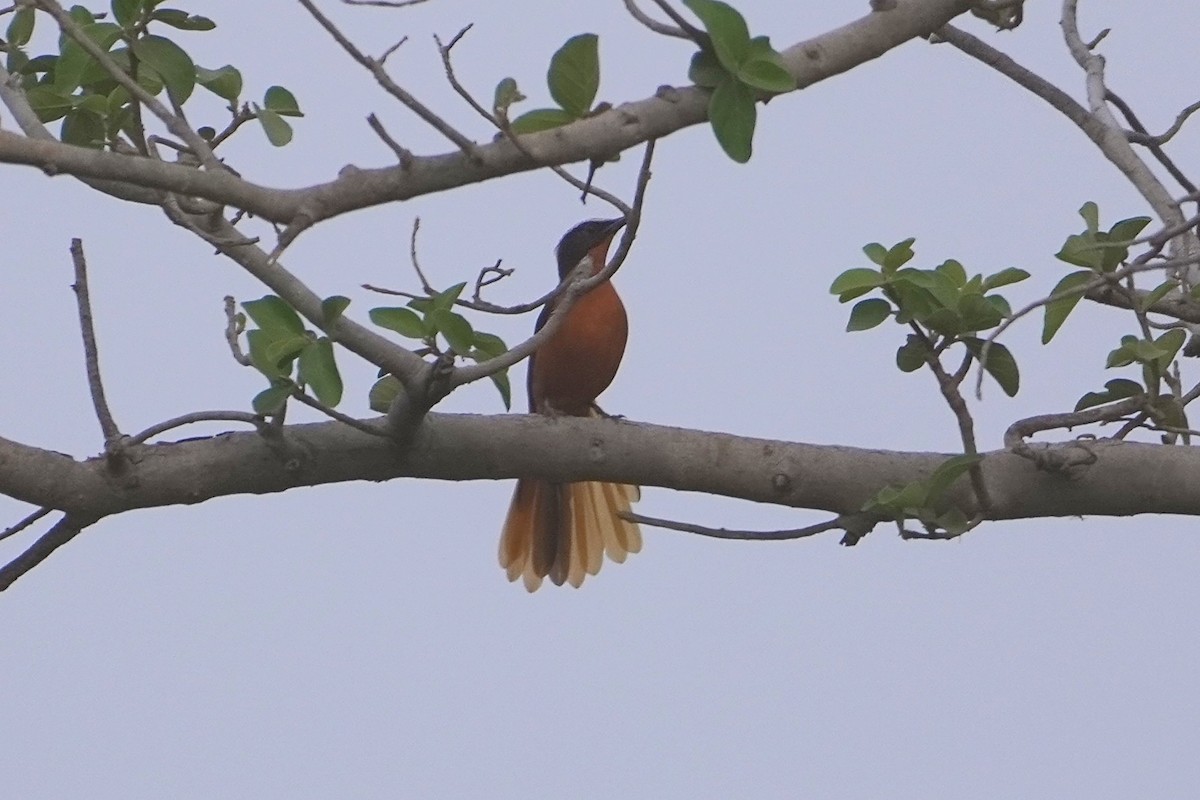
499;478;641;592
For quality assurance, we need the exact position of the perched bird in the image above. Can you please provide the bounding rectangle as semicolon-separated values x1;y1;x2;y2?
499;218;642;591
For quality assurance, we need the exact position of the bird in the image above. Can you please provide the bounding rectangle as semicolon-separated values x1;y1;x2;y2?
499;217;642;591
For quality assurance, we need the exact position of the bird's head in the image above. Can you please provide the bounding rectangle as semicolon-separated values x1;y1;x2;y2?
555;217;627;279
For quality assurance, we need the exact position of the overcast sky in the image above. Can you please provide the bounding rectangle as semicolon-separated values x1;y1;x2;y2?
4;2;1200;797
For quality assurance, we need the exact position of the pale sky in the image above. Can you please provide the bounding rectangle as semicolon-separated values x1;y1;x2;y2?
4;2;1199;797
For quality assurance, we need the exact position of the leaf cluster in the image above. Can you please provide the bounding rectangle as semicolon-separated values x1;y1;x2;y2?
242;295;344;415
830;238;1028;397
496;33;602;136
2;1;302;148
683;0;795;162
369;284;512;411
861;454;982;537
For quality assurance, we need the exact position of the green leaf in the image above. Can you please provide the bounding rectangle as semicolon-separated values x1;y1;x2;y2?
964;338;1020;397
862;242;888;266
369;307;426;339
298;339;343;407
882;238;916;272
243;295;305;335
923;308;964;336
264;84;303;117
1154;328;1186;369
708;76;755;163
252;383;292;416
61;108;106;148
926;453;983;502
431;282;467;311
321;295;351;325
982;267;1030;291
957;292;1003;332
1141;278;1177;311
265;334;310;367
895;337;926;373
256;107;292;146
489;370;512;411
889;282;936;325
936;259;967;287
196;64;242;101
1105;335;1140;369
25;86;75;123
687;48;725;88
7;7;35;47
683;0;751;72
547;33;598;117
151;9;216;31
68;5;95;27
1108;215;1151;243
986;294;1012;319
112;0;143;27
472;331;508;358
736;55;794;92
896;268;958;310
846;298;891;331
369;375;402;413
509;107;575;134
1075;378;1144;411
1055;232;1102;270
131;34;195;103
829;267;883;299
1041;270;1093;344
430;308;475;354
493;76;525;113
247;330;291;379
1079;201;1100;234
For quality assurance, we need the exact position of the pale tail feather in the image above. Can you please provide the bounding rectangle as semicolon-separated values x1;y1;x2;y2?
500;478;640;592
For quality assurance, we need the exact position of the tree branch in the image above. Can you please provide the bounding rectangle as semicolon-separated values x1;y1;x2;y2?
69;239;122;446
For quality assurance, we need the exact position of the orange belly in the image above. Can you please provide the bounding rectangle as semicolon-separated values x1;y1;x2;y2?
530;281;628;415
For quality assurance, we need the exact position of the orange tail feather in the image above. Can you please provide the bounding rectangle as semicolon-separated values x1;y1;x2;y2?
499;478;640;591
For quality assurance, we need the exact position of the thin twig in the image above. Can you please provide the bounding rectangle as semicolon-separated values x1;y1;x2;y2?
290;390;389;437
0;514;94;592
69;239;122;444
622;0;691;38
223;295;251;366
1108;90;1197;195
128;411;266;446
624;511;842;541
0;507;52;545
343;0;430;6
408;216;436;294
366;112;414;166
299;0;477;155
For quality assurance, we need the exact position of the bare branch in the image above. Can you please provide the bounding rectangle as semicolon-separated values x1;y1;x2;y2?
622;0;691;39
69;239;122;446
128;411;266;446
343;0;430;6
290;391;390;438
624;511;843;540
0;514;94;592
0;506;52;544
366;112;414;166
298;0;476;155
1107;90;1197;195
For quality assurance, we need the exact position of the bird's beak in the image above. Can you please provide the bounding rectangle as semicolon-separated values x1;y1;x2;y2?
603;217;627;238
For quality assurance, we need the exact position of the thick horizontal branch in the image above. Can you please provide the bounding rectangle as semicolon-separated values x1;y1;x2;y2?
0;0;971;225
3;413;1200;523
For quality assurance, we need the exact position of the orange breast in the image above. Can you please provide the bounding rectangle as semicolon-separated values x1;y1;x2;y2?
530;281;628;415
